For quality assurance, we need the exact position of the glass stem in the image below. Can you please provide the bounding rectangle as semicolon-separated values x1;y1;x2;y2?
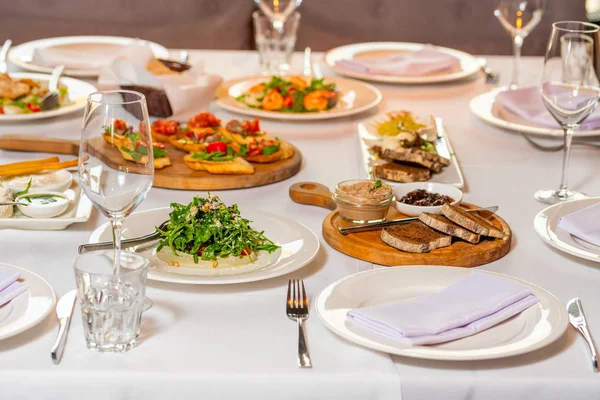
558;127;576;198
111;218;123;272
511;35;523;89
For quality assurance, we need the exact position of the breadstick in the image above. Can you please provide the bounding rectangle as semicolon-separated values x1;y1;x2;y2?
0;157;60;174
0;158;80;177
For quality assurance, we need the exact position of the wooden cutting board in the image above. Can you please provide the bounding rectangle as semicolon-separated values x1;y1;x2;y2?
0;134;302;190
289;182;511;268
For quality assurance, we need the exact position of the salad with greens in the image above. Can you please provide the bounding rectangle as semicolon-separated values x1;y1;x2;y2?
0;73;70;115
235;76;338;113
156;195;280;264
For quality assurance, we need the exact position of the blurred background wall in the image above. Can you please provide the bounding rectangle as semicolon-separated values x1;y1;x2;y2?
0;0;586;54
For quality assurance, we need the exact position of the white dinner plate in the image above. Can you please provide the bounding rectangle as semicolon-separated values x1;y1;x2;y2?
0;262;56;341
358;115;465;188
9;36;169;77
470;87;600;138
0;73;97;122
534;197;600;263
88;207;320;284
215;75;382;121
324;42;481;84
0;177;93;230
316;266;568;361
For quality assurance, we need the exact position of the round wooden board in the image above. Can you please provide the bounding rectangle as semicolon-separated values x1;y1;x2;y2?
89;137;302;190
322;203;512;268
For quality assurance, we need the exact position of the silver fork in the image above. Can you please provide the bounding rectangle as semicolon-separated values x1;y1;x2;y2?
286;279;312;368
478;58;499;84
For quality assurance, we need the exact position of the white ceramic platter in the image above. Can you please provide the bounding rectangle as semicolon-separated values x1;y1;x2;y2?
534;197;600;263
0;262;56;341
324;42;481;84
0;176;93;230
0;73;97;122
9;36;169;77
216;75;382;121
88;207;320;284
316;266;568;361
358;115;465;188
470;87;600;138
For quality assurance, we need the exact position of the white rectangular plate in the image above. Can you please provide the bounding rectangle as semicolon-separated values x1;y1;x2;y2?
358;116;464;188
0;177;93;230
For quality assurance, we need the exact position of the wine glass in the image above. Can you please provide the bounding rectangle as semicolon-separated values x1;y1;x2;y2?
535;21;600;204
78;90;154;262
255;0;302;31
494;0;546;89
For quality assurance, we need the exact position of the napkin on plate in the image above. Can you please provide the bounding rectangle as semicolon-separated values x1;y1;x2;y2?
97;42;223;119
0;268;28;307
346;273;538;346
495;86;600;130
558;202;600;247
335;46;460;77
32;44;124;70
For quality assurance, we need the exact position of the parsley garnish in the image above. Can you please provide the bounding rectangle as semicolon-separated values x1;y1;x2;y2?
15;178;32;197
369;180;382;193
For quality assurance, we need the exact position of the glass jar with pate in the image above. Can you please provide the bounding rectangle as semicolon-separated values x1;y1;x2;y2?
333;179;394;223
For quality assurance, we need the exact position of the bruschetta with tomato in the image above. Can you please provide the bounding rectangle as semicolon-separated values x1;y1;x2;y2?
224;118;270;145
241;137;294;163
183;142;254;175
117;132;172;169
151;119;181;142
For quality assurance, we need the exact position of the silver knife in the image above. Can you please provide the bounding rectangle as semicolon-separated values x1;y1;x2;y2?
51;289;77;364
0;39;12;74
567;298;599;372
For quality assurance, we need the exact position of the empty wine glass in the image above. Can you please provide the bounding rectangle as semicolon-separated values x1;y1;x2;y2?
535;21;600;204
255;0;302;31
494;0;546;89
79;91;154;260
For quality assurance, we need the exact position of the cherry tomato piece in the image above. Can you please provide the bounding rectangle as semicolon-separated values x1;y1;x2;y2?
206;142;227;153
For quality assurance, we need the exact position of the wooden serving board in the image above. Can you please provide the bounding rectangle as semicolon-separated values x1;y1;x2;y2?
0;134;302;191
289;182;512;268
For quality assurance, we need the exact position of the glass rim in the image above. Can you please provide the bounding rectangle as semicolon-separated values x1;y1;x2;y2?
87;90;147;106
74;250;149;277
252;9;301;20
552;21;599;34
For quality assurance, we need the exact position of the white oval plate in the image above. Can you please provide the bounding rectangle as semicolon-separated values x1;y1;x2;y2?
470;87;600;138
9;36;169;78
316;266;568;361
0;73;97;121
534;197;600;263
0;262;56;341
216;75;382;121
88;207;320;284
324;42;480;84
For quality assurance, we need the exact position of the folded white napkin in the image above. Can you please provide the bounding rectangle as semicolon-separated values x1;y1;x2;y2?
335;46;460;77
347;273;538;346
32;43;124;70
558;202;600;247
97;42;223;119
0;268;28;307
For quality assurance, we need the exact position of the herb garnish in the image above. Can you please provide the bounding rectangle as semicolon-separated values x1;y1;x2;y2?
156;195;280;263
369;180;382;193
15;178;32;197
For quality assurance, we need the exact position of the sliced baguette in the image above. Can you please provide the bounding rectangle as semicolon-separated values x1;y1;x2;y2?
373;162;431;183
418;212;480;244
441;204;505;239
381;221;452;253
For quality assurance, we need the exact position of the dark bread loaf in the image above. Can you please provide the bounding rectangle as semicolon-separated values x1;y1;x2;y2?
381;221;452;253
441;204;505;239
418;212;480;244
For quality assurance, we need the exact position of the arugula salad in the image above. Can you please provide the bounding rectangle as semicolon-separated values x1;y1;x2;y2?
235;76;338;113
0;73;70;115
157;195;280;264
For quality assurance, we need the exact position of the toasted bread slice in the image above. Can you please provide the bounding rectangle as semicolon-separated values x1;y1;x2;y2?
245;140;294;163
117;147;172;170
418;212;480;244
381;221;452;253
169;136;206;153
373;162;431;183
183;154;254;175
152;131;178;143
441;204;505;239
102;133;126;146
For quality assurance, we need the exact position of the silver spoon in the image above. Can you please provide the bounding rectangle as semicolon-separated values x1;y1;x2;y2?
0;201;28;206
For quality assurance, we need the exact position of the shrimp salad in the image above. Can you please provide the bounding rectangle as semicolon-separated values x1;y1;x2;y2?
235;76;338;113
0;73;70;115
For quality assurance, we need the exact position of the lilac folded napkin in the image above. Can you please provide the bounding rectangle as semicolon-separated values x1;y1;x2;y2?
558;202;600;247
495;86;600;130
347;273;538;346
0;268;28;307
335;46;460;77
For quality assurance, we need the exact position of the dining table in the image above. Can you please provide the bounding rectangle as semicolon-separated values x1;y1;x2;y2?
1;49;600;400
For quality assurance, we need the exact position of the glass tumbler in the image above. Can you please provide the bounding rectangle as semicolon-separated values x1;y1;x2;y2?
253;10;300;74
74;251;149;352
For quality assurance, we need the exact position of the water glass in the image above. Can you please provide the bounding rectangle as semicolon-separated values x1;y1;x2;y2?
74;251;148;352
253;10;300;74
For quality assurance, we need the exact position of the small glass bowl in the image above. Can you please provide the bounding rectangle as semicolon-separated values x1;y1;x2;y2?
333;179;394;224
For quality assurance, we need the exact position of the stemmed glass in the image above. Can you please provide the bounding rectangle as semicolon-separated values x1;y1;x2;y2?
78;90;154;263
255;0;302;31
535;21;600;204
494;0;546;89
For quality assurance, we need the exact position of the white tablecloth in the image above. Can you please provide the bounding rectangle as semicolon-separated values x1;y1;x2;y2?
1;50;600;400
